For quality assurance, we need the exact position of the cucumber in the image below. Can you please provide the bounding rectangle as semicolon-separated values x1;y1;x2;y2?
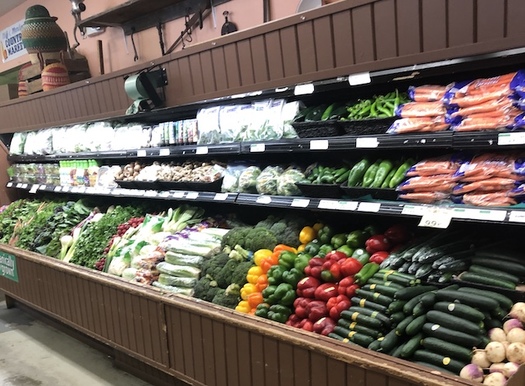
474;249;525;265
419;292;437;308
411;361;456;375
460;272;516;290
337;318;382;339
483;316;503;330
412;302;427;317
421;337;473;363
387;300;407;314
426;310;484;336
343;307;391;328
417;241;471;263
366;278;404;289
363;284;398;298
435;289;499;311
338;310;383;330
468;265;520;284
412;350;466;374
380;329;400;352
437;273;453;283
333;327;375;347
397;261;412;274
415;263;434;279
437;260;469;272
422;323;481;348
395;315;415;336
351;297;388;314
457;287;513;310
408;261;422;275
375;270;420;286
403;292;433;315
470;257;525;276
390;311;406;325
395;285;438;300
367;338;384;351
390;343;406;358
355;289;394;307
400;332;423;359
328;333;351;343
433;302;485;323
406;315;426;336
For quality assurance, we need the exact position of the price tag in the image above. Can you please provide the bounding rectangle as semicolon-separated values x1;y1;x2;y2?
29;184;39;194
318;199;336;210
63;186;71;192
214;193;229;201
144;190;157;197
357;202;381;213
348;72;371;86
250;143;266;153
356;137;379;148
15;183;22;188
21;184;28;189
85;187;95;194
310;140;329;150
172;191;185;198
137;149;147;157
112;188;122;196
196;146;209;155
256;196;272;204
6;182;12;188
291;198;310;208
159;191;170;198
318;200;357;211
54;186;62;192
509;211;525;223
39;185;46;190
70;186;79;193
401;205;426;216
452;208;506;222
498;132;525;146
159;148;170;156
186;191;199;199
294;83;314;96
418;207;452;229
76;186;86;193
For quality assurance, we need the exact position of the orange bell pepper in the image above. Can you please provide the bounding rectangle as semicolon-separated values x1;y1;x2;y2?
247;292;264;308
256;274;268;291
260;251;280;273
274;244;297;254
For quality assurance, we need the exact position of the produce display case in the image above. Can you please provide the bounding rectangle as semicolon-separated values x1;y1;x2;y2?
1;1;525;385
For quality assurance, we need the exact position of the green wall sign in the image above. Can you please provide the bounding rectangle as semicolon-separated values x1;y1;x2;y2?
0;251;18;282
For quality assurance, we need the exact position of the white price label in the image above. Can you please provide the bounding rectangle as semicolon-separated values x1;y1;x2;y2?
452;208;506;222
348;72;371;86
509;211;525;223
54;186;62;192
401;205;426;216
15;183;22;188
112;188;122;196
70;186;79;193
196;146;209;155
291;198;310;208
6;182;12;188
39;185;46;190
186;191;199;199
318;200;357;211
310;140;329;150
250;143;266;153
159;148;170;156
498;132;525;146
214;193;229;201
144;190;157;197
356;137;379;148
172;191;185;198
419;207;452;229
256;196;272;204
21;184;27;189
159;191;170;198
137;149;147;157
294;83;315;96
357;202;381;213
29;184;39;194
63;186;70;192
76;186;86;193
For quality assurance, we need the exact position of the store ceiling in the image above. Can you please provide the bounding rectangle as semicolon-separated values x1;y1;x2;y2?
0;0;26;16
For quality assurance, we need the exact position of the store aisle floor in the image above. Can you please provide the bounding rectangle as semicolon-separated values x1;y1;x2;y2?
0;295;153;386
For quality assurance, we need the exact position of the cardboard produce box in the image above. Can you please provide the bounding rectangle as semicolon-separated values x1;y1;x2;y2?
0;84;18;102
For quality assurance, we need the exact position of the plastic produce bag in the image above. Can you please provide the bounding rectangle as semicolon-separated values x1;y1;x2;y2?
85;122;115;151
277;167;305;196
158;273;197;288
282;101;301;138
238;166;261;193
157;261;201;278
197;106;221;144
221;164;248;193
256;166;283;195
9;132;27;155
219;104;252;142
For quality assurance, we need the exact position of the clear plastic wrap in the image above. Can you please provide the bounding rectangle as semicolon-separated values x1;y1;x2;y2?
238;166;261;193
197;106;221;145
9;132;27;155
256;166;283;195
277;168;305;196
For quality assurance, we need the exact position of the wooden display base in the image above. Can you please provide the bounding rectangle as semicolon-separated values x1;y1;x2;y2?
19;58;90;95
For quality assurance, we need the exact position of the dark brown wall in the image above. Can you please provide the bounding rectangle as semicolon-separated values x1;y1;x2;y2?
1;0;525;134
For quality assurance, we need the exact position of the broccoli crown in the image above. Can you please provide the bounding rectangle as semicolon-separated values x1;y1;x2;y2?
203;252;230;279
193;277;220;302
211;284;241;309
221;226;252;249
230;261;254;287
244;227;278;252
255;215;280;230
215;258;240;288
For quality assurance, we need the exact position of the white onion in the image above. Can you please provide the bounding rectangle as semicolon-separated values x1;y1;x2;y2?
509;302;525;324
472;349;492;368
506;342;525;364
507;328;525;344
503;362;519;378
486;342;507;363
489;328;507;343
483;372;507;385
460;364;484;382
503;318;523;334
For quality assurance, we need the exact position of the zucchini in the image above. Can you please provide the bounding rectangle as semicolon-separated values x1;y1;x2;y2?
419;292;437;308
483;315;503;330
400;332;423;359
363;284;398;298
412;350;466;374
367;338;384;351
380;329;400;352
422;323;481;348
435;289;499;311
366;278;404;289
411;361;456;375
421;337;473;363
395;285;438;300
390;343;406;358
373;271;419;287
403;292;433;315
470;257;525;276
468;265;520;284
457;287;513;310
343;307;391;328
337;311;383;330
395;315;415;336
333;327;375;347
328;333;351;343
433;302;485;323
475;249;525;264
387;300;407;314
426;310;484;336
337;318;382;339
406;315;426;336
412;302;427;317
355;289;394;307
390;311;406;325
459;272;516;290
351;297;388;314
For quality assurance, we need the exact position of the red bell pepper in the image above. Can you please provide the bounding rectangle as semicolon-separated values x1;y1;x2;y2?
293;297;312;319
313;317;336;336
314;283;339;302
296;277;320;298
337;276;359;298
369;251;390;264
326;294;352;320
306;300;328;322
305;257;324;279
384;224;411;244
300;319;314;332
340;257;363;277
286;313;302;327
365;234;391;254
324;251;348;262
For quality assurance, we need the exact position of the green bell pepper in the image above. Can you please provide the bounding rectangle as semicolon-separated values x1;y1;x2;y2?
294;253;311;273
317;226;334;244
282;268;304;287
262;285;277;303
278;251;297;270
346;230;366;249
267;304;292;323
318;244;333;257
331;233;347;249
267;265;286;286
255;303;270;318
352;248;370;264
304;241;320;256
362;225;378;238
337;245;354;256
268;282;296;306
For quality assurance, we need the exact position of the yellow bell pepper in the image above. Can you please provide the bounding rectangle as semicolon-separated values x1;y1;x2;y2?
235;300;251;313
297;244;306;253
313;223;323;232
299;226;316;244
246;266;263;284
253;249;273;266
240;283;258;300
